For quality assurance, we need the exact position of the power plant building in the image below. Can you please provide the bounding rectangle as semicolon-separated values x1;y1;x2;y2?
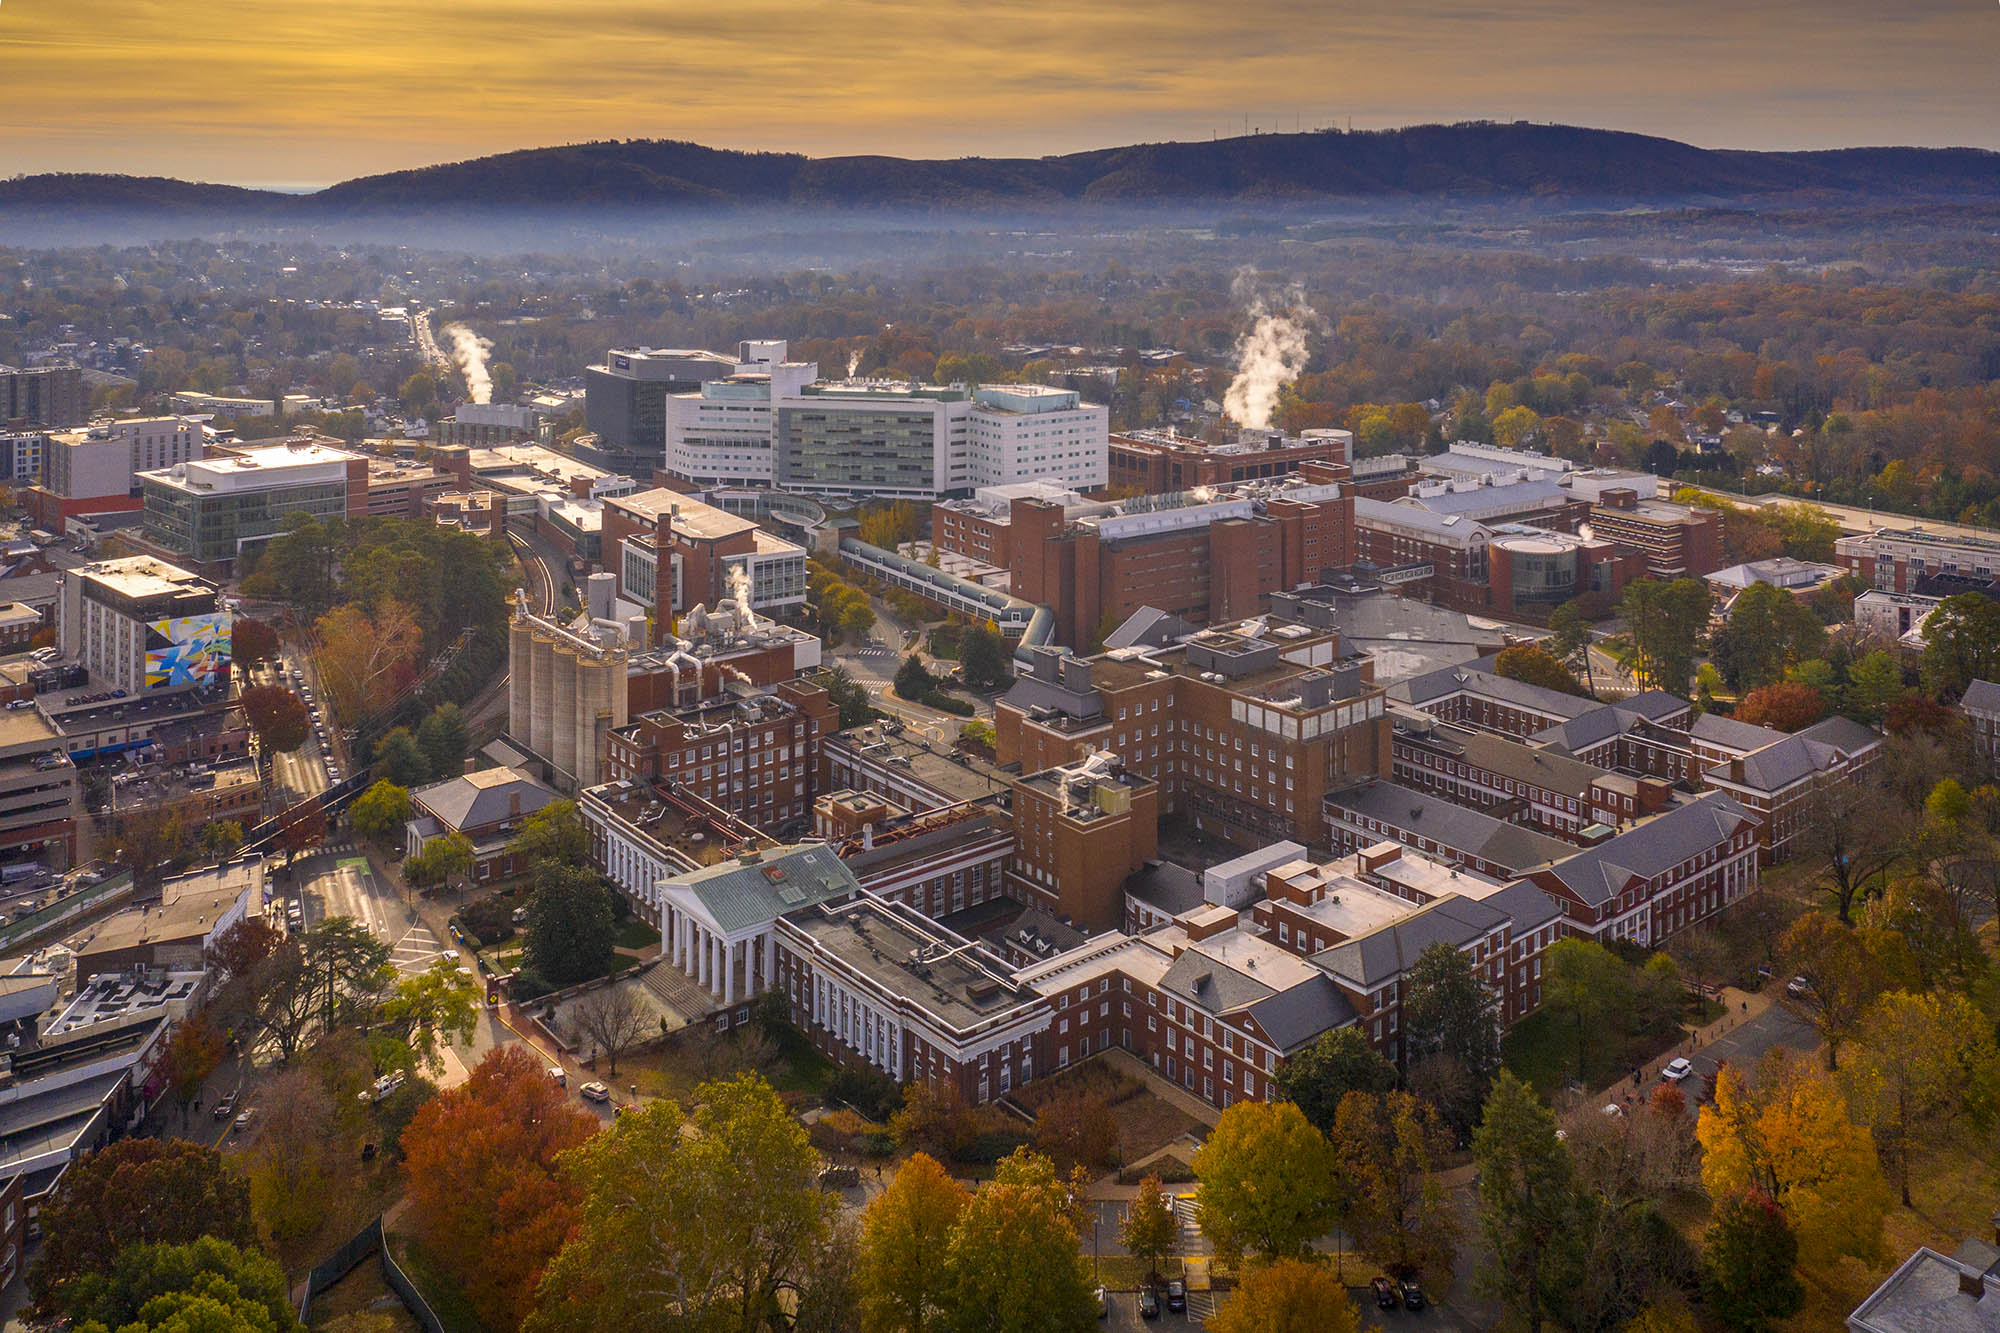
508;598;631;792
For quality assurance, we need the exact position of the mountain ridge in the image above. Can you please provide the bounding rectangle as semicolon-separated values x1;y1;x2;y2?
5;122;1998;216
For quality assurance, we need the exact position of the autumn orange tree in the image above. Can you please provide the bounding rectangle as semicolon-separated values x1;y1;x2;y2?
1734;681;1828;733
1330;1090;1459;1280
313;598;421;722
859;1152;969;1333
29;1138;259;1320
402;1045;598;1331
1777;914;1911;1070
1696;1053;1891;1273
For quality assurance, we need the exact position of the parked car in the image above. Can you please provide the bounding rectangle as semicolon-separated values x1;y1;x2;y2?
1137;1287;1160;1320
1165;1279;1185;1312
1786;974;1812;998
213;1093;236;1120
580;1081;610;1103
1400;1277;1426;1310
233;1108;256;1133
1662;1057;1694;1083
547;1066;567;1088
1372;1276;1399;1309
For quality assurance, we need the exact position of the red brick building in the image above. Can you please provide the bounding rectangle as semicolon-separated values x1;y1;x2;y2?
1106;428;1352;495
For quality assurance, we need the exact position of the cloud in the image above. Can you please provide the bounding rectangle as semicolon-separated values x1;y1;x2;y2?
0;0;1993;184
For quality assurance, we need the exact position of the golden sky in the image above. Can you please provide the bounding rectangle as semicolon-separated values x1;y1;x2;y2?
2;0;1996;187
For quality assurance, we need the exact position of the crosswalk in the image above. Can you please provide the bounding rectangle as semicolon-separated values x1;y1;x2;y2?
856;647;896;660
390;923;450;975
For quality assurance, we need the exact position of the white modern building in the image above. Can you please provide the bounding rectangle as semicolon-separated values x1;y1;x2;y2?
0;431;45;486
665;356;1108;500
138;439;363;567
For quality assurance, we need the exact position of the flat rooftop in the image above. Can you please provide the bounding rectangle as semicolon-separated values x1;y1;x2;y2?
583;778;767;868
75;859;262;956
73;555;209;600
786;897;1029;1032
823;727;1013;806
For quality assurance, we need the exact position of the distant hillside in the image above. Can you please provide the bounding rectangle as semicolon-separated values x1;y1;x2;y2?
6;123;1998;221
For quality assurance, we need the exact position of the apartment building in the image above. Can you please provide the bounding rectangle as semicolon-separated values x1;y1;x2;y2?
0;705;79;870
1836;525;2000;595
584;345;739;474
0;364;84;429
57;556;227;695
999;618;1392;853
1581;488;1722;580
1523;792;1760;946
1106;427;1352;495
1700;715;1882;864
1390;711;1670;840
1324;780;1576;879
0;431;44;486
27;417;204;530
816;792;1016;921
600;487;808;635
1963;680;2000;776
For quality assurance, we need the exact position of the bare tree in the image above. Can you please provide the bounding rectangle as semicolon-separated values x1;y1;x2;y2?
1665;928;1730;998
1793;781;1903;924
569;985;652;1076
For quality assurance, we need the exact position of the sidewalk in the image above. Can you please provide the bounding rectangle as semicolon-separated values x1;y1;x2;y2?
1590;983;1775;1108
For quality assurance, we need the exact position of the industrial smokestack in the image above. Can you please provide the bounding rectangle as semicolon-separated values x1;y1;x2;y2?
444;322;495;404
1222;271;1319;431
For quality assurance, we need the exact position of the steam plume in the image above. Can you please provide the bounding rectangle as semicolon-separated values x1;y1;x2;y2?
443;322;494;404
1222;273;1320;430
846;350;862;377
727;564;758;629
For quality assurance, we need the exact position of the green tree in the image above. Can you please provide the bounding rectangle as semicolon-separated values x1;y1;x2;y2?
416;703;470;781
63;1236;299;1333
372;726;430;787
940;1151;1095;1333
1273;1027;1397;1135
1545;601;1596;693
198;819;245;860
1843;649;1905;723
1473;1071;1591;1333
894;655;937;701
1400;941;1501;1138
1701;1191;1803;1333
816;665;873;727
1619;578;1710;694
404;831;474;891
29;1139;259;1320
349;779;411;843
1494;643;1588;697
399;370;436;415
523;863;618;988
859;1152;968;1333
1543;938;1632;1077
1192;1100;1337;1264
957;623;1011;691
1921;592;2000;699
1709;583;1826;691
530;1076;839;1333
505;798;589;869
1331;1091;1459;1280
381;958;482;1075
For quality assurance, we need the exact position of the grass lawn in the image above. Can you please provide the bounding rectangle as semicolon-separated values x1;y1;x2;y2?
386;1232;488;1333
1503;1007;1678;1099
613;919;660;950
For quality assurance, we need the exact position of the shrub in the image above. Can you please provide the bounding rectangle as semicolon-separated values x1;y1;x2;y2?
924;692;975;717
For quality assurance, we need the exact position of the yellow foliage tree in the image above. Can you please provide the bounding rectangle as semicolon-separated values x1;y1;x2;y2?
1695;1053;1891;1272
1849;989;2000;1207
1210;1258;1359;1333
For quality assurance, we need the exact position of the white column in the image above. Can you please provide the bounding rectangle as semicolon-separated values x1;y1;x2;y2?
723;938;737;1005
764;933;777;992
698;928;711;987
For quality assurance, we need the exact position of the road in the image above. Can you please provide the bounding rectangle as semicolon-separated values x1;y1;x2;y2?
410;306;451;373
1696;484;2000;544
